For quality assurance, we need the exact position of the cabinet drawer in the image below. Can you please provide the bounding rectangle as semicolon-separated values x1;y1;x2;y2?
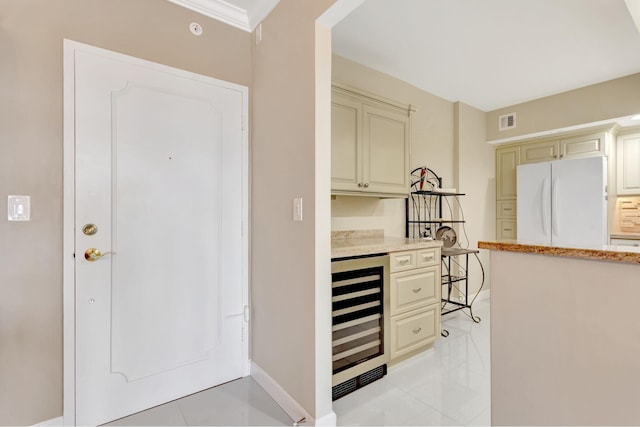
497;201;516;218
389;250;417;272
416;247;440;267
497;219;517;240
390;306;438;360
610;238;640;247
390;266;439;315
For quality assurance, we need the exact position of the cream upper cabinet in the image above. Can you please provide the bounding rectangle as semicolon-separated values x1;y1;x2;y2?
561;131;606;159
331;93;362;192
520;139;559;164
496;146;520;200
520;131;606;165
331;84;411;197
617;132;640;195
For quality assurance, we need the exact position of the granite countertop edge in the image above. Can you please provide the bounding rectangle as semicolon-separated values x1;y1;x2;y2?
478;240;640;264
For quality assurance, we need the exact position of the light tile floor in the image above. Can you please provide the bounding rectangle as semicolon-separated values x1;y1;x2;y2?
106;299;490;426
333;299;490;426
104;377;292;426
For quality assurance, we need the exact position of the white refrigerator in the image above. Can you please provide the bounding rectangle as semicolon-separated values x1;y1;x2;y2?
517;156;607;247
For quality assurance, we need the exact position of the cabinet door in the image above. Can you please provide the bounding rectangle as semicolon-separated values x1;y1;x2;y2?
496;146;520;200
362;104;410;195
521;139;559;164
560;132;605;159
331;93;362;192
617;132;640;195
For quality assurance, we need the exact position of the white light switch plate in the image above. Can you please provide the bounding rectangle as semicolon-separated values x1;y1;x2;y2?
8;195;30;221
293;197;303;221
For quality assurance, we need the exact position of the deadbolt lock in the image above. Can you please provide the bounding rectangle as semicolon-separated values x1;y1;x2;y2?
82;224;98;236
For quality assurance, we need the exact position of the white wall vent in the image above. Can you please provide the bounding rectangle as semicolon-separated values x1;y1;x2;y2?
498;113;516;131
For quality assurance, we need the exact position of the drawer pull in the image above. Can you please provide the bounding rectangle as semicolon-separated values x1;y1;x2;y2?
412;327;422;334
412;287;422;293
422;254;434;260
398;258;410;265
504;228;513;231
503;208;512;211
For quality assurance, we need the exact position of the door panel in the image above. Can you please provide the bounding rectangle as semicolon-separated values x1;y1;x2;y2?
517;162;551;244
551;157;607;247
521;140;559;164
331;93;362;191
363;105;409;194
71;44;246;426
496;146;519;199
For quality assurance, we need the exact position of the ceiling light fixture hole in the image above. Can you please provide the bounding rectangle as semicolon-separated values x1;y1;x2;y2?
190;23;203;36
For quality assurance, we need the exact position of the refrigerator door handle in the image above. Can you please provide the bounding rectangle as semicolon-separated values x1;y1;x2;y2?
542;177;549;236
552;176;559;237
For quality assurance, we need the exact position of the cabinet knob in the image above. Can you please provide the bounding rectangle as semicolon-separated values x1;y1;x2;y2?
364;183;369;188
358;182;364;187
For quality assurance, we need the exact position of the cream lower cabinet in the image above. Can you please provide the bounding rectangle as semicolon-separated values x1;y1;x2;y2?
331;83;411;197
388;247;441;363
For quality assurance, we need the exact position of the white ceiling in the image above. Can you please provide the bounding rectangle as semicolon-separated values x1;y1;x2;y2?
332;0;640;112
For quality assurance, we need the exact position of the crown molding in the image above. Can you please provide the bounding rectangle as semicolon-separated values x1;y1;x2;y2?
167;0;279;32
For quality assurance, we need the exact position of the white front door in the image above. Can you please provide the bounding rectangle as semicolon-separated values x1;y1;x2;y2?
64;41;248;426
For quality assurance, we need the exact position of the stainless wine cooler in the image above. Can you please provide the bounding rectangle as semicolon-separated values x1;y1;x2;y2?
331;254;390;400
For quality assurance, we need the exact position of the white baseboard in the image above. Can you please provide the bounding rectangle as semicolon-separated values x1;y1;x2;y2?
314;411;337;426
33;417;63;426
250;361;337;425
250;361;318;425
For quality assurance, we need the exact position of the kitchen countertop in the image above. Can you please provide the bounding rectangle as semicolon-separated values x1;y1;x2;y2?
478;240;640;264
331;230;442;259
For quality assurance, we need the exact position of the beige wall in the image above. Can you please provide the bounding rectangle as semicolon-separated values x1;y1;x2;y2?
251;0;335;420
331;55;455;237
0;1;251;424
490;249;640;425
454;102;493;295
486;73;640;141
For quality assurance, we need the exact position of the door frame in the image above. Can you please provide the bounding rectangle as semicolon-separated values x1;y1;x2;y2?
62;39;249;425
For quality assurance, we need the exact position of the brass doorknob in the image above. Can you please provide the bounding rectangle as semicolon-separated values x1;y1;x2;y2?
84;248;111;262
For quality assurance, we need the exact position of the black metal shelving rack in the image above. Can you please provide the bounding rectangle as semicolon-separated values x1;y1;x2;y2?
441;247;480;322
405;167;481;328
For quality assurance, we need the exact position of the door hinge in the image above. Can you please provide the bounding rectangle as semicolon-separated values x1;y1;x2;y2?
243;304;249;322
